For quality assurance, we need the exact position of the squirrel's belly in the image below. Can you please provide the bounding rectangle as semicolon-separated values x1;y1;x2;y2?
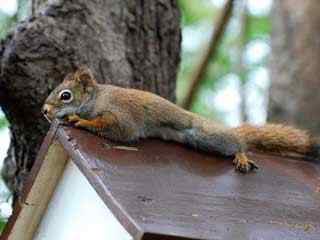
97;124;142;143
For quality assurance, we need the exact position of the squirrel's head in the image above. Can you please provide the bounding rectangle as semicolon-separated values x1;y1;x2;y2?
42;66;97;121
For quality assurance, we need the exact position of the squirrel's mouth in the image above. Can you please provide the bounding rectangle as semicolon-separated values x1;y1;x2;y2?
42;104;78;124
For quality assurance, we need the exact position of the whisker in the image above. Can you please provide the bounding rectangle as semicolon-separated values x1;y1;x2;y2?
43;114;52;123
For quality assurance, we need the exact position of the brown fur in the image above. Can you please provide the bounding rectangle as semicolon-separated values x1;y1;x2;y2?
234;124;313;156
42;67;319;174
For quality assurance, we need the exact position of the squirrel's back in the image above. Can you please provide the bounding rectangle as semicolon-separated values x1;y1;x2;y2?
93;84;320;162
92;85;194;140
94;84;193;127
93;84;244;155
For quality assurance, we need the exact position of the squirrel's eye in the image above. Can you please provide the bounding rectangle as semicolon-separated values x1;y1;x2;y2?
59;89;73;103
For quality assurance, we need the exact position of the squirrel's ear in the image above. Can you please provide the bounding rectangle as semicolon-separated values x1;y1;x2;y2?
62;73;74;83
74;66;97;87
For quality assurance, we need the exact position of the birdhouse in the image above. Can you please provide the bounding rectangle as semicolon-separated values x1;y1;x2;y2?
1;121;320;240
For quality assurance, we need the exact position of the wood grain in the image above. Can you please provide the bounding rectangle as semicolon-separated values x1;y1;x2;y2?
2;123;320;240
57;126;320;240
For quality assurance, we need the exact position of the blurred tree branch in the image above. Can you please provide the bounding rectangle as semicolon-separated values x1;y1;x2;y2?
180;0;235;109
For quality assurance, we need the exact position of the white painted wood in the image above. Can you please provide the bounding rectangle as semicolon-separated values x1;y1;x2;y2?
33;160;132;240
6;141;68;240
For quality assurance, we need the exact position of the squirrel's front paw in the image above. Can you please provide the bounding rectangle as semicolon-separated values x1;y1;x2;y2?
62;114;82;127
233;153;258;173
67;114;81;123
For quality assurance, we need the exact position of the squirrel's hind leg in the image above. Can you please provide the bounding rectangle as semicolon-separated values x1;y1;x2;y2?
233;152;258;173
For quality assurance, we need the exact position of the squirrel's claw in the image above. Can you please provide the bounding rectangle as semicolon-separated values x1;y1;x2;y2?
233;153;258;173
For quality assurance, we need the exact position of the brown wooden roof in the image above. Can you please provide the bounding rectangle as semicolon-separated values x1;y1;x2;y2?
2;122;320;240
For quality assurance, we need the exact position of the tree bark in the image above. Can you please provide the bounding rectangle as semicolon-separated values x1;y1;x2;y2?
0;0;181;197
268;0;320;134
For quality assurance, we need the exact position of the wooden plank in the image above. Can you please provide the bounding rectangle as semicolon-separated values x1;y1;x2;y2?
57;126;320;240
1;122;69;240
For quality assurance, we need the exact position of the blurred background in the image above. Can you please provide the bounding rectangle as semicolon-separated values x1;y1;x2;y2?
1;0;319;234
177;0;271;125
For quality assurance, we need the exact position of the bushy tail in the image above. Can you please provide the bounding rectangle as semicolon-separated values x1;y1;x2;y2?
233;123;320;162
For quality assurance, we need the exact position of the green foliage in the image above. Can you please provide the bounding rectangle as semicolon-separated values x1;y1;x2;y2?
189;39;234;119
16;0;29;21
0;0;30;40
0;11;17;40
0;117;9;129
176;1;271;123
0;218;6;233
247;15;270;40
178;0;216;26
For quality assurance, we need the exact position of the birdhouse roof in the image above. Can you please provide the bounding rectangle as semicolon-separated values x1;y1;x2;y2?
2;121;320;240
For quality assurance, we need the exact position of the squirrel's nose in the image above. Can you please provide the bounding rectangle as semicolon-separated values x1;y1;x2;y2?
42;104;53;120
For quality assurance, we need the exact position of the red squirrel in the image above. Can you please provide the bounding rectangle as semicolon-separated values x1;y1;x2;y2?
42;67;320;173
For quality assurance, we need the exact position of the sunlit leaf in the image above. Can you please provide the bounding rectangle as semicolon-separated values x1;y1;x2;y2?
247;15;271;40
178;0;217;26
0;117;9;129
0;218;6;233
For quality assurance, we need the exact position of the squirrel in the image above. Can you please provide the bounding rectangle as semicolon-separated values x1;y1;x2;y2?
42;66;320;173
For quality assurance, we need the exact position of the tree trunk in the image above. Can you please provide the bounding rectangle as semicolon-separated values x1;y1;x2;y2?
268;0;320;134
0;0;181;198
